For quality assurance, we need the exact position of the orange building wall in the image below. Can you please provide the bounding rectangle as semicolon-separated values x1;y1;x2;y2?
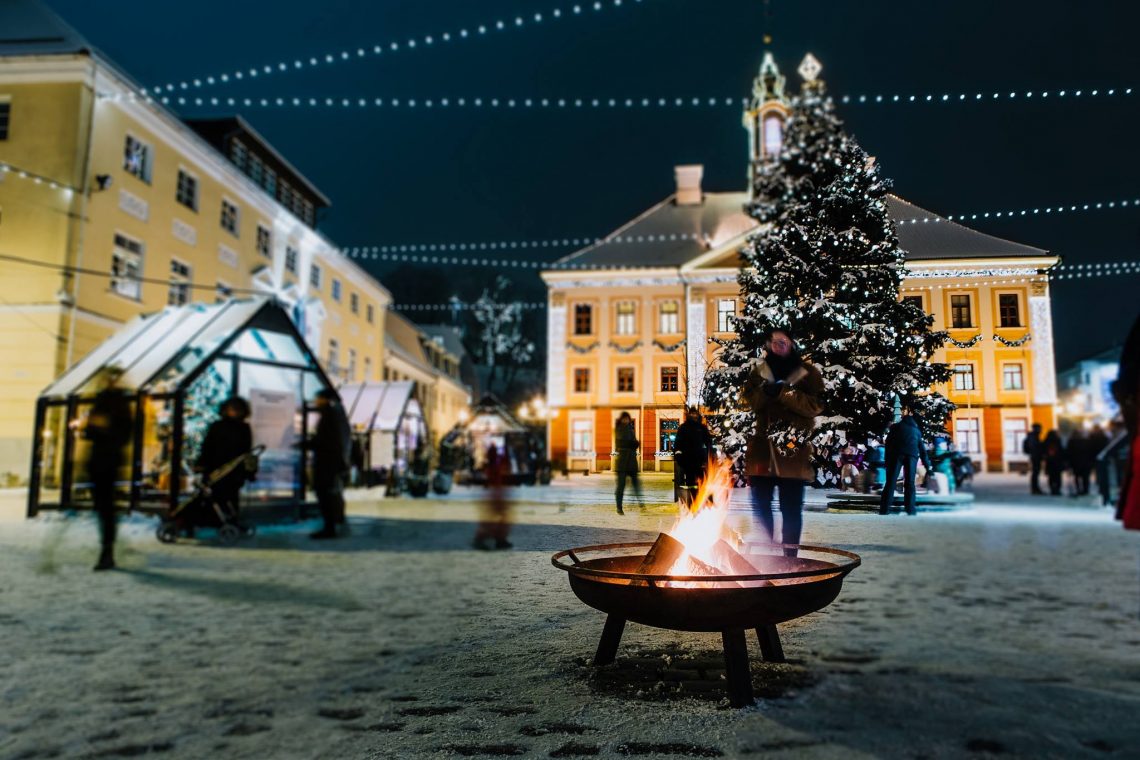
983;407;1004;472
595;409;613;469
550;412;569;466
642;409;657;468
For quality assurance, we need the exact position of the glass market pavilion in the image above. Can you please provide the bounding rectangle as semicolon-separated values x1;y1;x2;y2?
28;298;334;516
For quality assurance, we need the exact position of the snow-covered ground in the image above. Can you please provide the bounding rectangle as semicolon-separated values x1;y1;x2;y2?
1;474;1137;759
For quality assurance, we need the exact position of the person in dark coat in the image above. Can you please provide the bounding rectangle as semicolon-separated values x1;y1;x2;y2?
1088;425;1111;505
1042;430;1066;496
84;367;133;571
613;411;641;515
306;388;352;539
879;407;933;516
1022;423;1044;494
739;328;825;551
197;397;255;526
1113;310;1140;529
1066;428;1094;496
674;406;713;506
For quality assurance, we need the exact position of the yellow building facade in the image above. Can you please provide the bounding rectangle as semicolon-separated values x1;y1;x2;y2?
0;17;393;481
542;54;1058;476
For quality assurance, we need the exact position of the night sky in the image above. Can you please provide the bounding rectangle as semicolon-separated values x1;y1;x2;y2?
45;0;1140;367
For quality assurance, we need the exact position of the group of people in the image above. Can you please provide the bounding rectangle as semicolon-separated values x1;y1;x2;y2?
1022;423;1109;497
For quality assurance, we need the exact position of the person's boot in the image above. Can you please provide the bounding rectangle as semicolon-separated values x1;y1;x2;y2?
310;526;338;539
494;538;512;550
93;549;115;571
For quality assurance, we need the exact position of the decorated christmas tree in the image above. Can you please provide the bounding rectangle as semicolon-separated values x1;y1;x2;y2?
705;57;953;485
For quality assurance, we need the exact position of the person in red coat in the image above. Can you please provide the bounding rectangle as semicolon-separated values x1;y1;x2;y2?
1113;311;1140;530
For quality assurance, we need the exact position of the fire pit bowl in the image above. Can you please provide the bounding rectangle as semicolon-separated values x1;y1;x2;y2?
552;542;861;706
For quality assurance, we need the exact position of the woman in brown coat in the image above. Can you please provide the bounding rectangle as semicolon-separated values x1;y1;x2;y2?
739;328;825;552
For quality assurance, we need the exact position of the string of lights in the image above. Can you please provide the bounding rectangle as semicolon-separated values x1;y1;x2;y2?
0;160;76;194
838;86;1133;106
330;195;1137;263
148;0;651;95
146;88;1136;110
389;301;547;312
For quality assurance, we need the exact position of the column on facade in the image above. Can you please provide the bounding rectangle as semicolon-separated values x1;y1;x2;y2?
1029;282;1058;406
685;285;707;407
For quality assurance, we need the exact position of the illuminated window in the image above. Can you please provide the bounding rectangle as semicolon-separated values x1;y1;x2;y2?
1002;363;1024;390
717;299;736;332
953;364;975;391
571;419;593;453
110;232;144;300
123;134;151;183
615;301;637;335
168;259;192;306
955;417;981;454
763;114;783;156
659;300;679;333
660;366;679;392
1003;418;1028;455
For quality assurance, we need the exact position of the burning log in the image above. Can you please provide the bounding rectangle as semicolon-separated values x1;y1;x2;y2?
630;533;687;585
710;540;772;587
632;533;766;588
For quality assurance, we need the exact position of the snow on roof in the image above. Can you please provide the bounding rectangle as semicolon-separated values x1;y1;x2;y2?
547;190;1048;271
339;381;421;432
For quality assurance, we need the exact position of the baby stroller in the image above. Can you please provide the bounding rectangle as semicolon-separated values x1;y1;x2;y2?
156;445;265;545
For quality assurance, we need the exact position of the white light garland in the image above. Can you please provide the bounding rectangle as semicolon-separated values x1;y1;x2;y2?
839;86;1133;106
389;302;547;312
0;161;76;194
148;0;649;95
896;196;1140;225
148;89;1138;112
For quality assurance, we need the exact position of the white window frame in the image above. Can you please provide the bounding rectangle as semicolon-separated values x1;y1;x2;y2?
952;363;976;391
570;418;593;454
949;292;973;329
615;301;636;336
955;417;982;455
110;232;144;300
659;365;679;393
327;338;339;373
1002;362;1025;391
1003;417;1028;456
997;291;1022;328
168;258;192;306
123;133;152;184
658;300;679;334
572;367;590;394
717;299;736;333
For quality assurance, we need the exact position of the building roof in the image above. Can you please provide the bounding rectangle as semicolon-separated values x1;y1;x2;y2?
186;116;332;207
419;324;466;361
340;381;422;432
548;190;1048;271
0;0;90;57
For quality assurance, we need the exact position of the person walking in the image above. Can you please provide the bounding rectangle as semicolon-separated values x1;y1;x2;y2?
307;388;352;539
1042;430;1066;496
84;367;133;571
613;412;642;515
739;328;824;551
674;406;713;506
879;407;933;516
198;397;255;529
473;443;513;550
1022;423;1045;494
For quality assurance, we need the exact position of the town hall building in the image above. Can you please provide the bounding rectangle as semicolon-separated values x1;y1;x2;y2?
541;53;1059;476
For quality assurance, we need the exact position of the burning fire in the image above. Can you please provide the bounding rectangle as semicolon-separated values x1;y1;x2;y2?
664;459;744;583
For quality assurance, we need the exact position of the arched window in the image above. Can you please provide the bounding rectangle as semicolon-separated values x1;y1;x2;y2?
763;114;784;157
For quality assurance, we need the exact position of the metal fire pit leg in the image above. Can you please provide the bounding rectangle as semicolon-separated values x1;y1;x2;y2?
721;628;755;707
755;624;786;663
593;615;627;665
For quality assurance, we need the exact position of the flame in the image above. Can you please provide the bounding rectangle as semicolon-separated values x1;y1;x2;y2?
665;458;739;583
